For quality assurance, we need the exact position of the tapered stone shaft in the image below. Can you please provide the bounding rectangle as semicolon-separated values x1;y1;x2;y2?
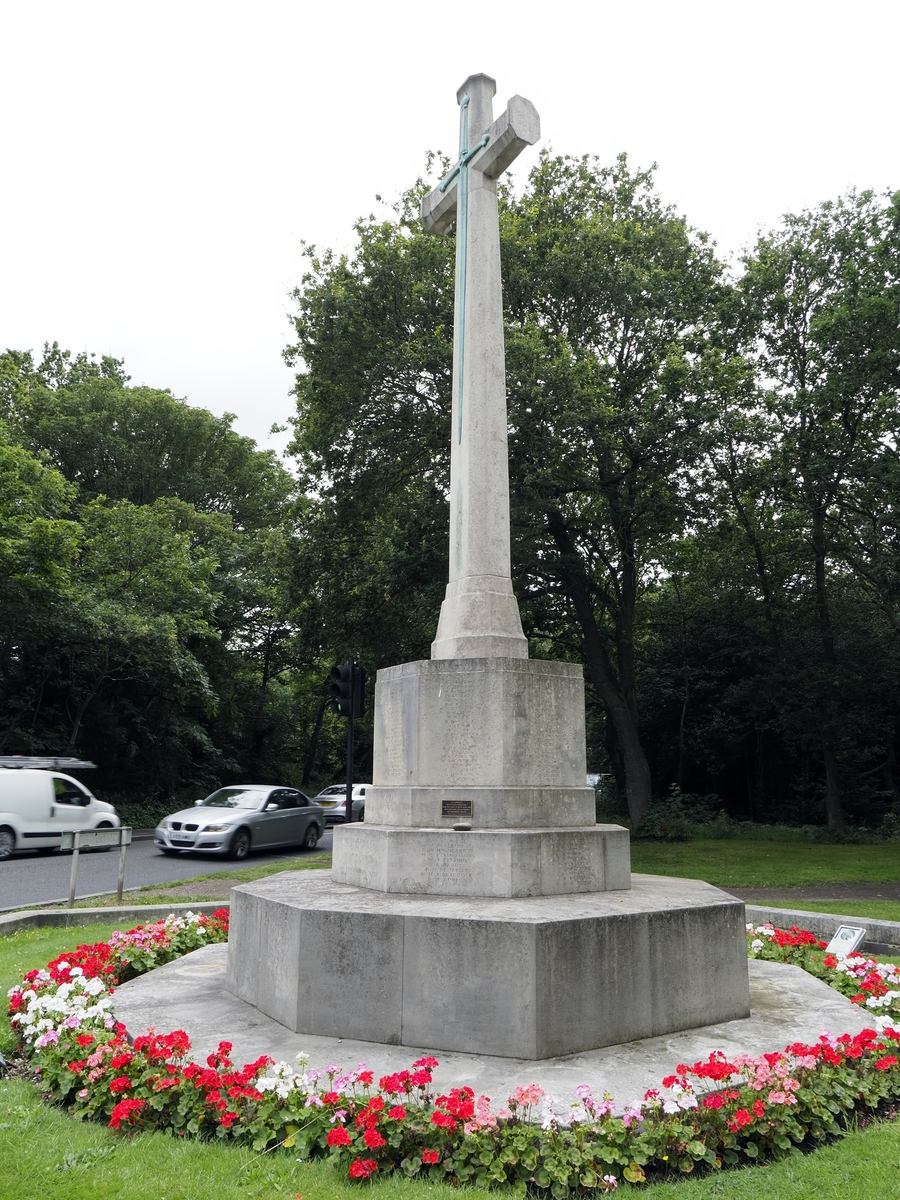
423;73;538;659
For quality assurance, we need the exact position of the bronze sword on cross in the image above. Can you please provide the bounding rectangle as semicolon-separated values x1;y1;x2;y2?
421;75;540;660
438;93;490;442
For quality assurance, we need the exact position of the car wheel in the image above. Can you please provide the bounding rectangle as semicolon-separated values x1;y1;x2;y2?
0;827;15;861
358;807;365;822
302;823;320;851
229;828;251;860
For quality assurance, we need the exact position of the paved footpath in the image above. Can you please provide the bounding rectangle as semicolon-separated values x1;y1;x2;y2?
730;882;900;904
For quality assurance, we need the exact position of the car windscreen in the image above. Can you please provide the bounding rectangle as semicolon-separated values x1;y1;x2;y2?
319;787;345;796
199;788;267;809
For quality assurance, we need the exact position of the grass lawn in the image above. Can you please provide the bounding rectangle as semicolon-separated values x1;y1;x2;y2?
630;839;900;889
3;920;900;1198
0;1073;898;1200
754;899;900;923
43;839;899;913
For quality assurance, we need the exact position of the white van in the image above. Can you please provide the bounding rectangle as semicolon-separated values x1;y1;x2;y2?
0;770;120;860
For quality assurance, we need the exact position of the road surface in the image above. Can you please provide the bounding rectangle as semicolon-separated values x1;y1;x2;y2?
0;827;334;912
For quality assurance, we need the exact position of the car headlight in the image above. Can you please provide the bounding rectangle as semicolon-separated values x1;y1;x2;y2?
203;823;231;833
159;819;170;829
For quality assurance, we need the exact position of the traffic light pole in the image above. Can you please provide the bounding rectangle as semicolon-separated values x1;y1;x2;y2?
344;659;355;824
329;659;365;825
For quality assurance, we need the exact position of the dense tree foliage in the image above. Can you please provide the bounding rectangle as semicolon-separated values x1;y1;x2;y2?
0;347;353;811
3;173;898;835
284;164;900;832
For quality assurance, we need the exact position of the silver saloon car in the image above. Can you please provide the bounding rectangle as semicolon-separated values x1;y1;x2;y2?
154;785;324;860
313;783;367;824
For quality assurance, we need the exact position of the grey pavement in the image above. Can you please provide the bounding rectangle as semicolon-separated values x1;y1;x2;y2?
0;829;333;912
113;946;869;1110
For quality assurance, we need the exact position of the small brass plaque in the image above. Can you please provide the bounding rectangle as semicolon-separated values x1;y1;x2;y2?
441;799;473;818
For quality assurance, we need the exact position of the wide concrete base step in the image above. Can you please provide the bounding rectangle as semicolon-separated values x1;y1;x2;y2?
225;870;750;1060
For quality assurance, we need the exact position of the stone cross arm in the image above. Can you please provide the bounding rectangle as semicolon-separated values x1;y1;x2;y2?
421;95;540;236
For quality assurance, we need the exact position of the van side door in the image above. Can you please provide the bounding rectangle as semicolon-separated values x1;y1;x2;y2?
50;776;96;836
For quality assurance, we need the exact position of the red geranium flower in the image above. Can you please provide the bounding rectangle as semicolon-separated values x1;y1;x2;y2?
349;1158;378;1179
109;1097;145;1130
727;1108;753;1131
363;1128;385;1149
422;1149;440;1164
327;1126;352;1147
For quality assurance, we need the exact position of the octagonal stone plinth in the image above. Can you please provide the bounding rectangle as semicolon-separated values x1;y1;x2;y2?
226;871;750;1060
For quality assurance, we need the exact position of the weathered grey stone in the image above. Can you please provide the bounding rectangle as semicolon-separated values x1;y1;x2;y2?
226;871;750;1059
332;654;623;898
365;787;597;830
333;825;630;897
422;74;538;660
365;658;593;824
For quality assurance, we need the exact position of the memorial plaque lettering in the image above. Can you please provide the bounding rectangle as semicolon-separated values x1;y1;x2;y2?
441;799;473;818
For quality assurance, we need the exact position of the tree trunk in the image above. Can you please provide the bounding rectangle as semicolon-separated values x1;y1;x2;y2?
65;672;107;755
301;688;329;787
821;732;847;833
883;737;900;806
546;509;653;828
811;504;846;831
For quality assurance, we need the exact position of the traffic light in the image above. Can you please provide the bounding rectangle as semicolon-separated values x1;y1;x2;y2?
329;664;353;716
352;665;367;717
329;662;366;718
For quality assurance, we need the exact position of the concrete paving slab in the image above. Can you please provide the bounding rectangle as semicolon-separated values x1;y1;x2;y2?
113;945;869;1110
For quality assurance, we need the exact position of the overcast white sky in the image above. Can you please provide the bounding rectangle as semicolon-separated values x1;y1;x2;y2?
2;1;897;451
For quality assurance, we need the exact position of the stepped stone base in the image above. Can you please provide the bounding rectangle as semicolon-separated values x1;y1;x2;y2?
366;658;595;829
225;871;751;1060
332;824;630;897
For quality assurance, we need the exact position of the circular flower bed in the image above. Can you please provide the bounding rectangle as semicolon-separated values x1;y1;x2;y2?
6;912;900;1192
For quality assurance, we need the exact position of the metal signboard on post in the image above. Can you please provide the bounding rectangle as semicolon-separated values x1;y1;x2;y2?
59;827;133;907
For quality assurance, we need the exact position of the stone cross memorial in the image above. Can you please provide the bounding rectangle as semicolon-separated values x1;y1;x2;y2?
422;74;535;661
225;75;751;1061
